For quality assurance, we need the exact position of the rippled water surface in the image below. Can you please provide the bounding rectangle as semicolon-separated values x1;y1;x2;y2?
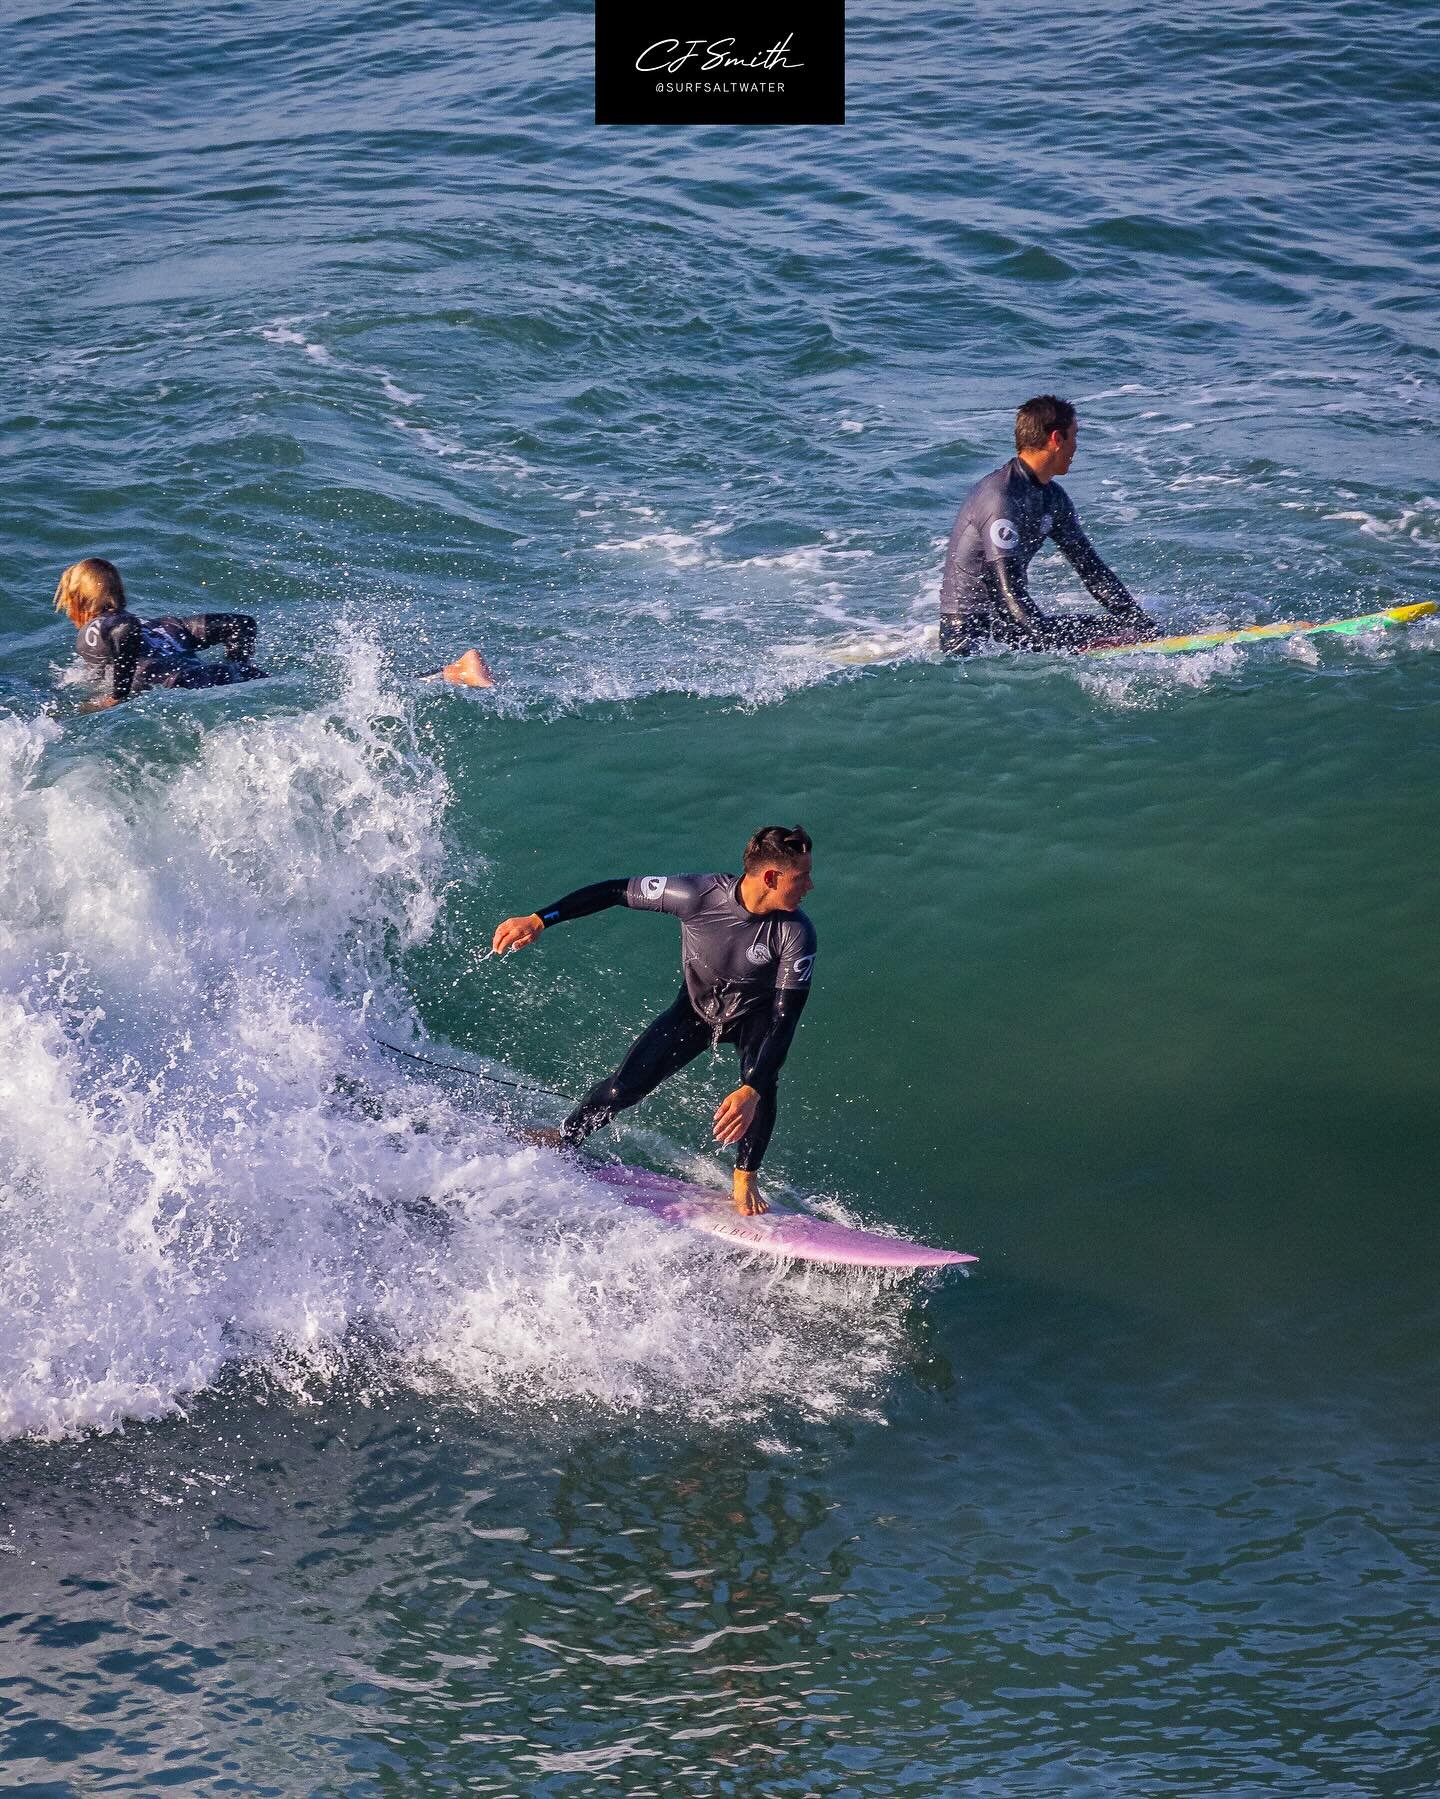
3;1;1438;1791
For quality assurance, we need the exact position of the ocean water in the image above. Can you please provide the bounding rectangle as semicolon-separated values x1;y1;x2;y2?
3;1;1438;1791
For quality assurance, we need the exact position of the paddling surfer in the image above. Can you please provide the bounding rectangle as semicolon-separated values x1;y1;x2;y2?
55;558;267;708
491;826;817;1216
939;395;1158;655
57;559;497;703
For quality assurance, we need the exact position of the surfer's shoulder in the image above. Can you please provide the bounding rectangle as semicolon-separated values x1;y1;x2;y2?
975;459;1016;497
781;907;817;946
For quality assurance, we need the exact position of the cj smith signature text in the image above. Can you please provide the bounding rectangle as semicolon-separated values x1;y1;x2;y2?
634;34;805;75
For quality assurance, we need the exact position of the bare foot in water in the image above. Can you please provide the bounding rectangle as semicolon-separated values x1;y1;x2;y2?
441;649;496;688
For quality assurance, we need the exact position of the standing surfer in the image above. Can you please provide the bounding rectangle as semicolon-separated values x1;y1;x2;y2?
491;826;817;1216
939;395;1158;655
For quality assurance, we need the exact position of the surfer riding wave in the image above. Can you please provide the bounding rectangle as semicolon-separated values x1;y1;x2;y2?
492;826;817;1216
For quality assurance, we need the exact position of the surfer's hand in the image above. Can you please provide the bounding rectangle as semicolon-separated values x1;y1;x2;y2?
493;913;544;954
713;1084;760;1146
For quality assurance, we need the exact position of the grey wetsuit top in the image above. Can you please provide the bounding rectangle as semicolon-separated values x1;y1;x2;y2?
539;873;817;1029
939;457;1142;642
625;874;816;1027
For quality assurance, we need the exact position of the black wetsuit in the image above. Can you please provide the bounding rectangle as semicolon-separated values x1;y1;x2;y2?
537;873;817;1172
939;458;1151;654
76;610;265;700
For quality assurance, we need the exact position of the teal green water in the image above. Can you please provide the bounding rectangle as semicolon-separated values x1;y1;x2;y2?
3;1;1438;1791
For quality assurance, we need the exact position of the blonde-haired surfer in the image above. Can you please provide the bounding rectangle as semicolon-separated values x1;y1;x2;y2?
55;557;266;709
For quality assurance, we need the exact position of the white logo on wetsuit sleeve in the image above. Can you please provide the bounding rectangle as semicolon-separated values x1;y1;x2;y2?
1039;513;1053;535
790;952;815;983
989;519;1020;551
640;875;666;901
84;624;101;648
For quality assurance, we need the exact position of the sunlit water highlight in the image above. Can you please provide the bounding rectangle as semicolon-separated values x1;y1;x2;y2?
2;0;1437;1790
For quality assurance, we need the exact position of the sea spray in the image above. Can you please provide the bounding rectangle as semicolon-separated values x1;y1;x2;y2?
0;644;908;1441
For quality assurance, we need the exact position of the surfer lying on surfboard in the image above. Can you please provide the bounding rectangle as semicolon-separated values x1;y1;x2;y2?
55;558;268;710
492;826;817;1217
57;559;497;707
939;395;1158;656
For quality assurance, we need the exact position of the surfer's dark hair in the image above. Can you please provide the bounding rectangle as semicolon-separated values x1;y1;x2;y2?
1015;395;1076;452
743;825;812;872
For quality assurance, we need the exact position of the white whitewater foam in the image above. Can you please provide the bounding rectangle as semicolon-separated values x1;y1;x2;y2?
260;321;334;365
0;644;908;1442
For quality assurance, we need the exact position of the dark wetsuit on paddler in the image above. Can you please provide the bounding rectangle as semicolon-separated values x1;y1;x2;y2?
54;558;266;707
939;395;1156;656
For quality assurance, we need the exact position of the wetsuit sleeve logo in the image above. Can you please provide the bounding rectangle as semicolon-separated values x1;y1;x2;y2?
640;875;667;902
989;518;1020;551
790;952;815;984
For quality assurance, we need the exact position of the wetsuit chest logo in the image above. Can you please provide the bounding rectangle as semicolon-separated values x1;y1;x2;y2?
746;935;774;966
989;518;1020;550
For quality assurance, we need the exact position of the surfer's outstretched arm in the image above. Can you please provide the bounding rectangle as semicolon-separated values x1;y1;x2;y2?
492;879;629;954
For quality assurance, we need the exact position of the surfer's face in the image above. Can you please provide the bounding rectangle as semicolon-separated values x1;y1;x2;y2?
771;856;813;910
1052;418;1078;475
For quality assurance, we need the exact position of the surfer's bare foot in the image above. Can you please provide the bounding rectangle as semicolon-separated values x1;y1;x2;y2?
732;1171;768;1216
441;649;496;688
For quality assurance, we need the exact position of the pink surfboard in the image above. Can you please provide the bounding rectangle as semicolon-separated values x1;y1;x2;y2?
589;1163;975;1272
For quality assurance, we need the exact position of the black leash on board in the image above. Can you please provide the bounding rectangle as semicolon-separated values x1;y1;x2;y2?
368;1034;568;1105
369;1032;813;1214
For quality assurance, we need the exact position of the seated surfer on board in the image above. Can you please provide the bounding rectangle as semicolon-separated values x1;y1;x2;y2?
491;826;818;1216
939;395;1158;656
56;558;268;710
